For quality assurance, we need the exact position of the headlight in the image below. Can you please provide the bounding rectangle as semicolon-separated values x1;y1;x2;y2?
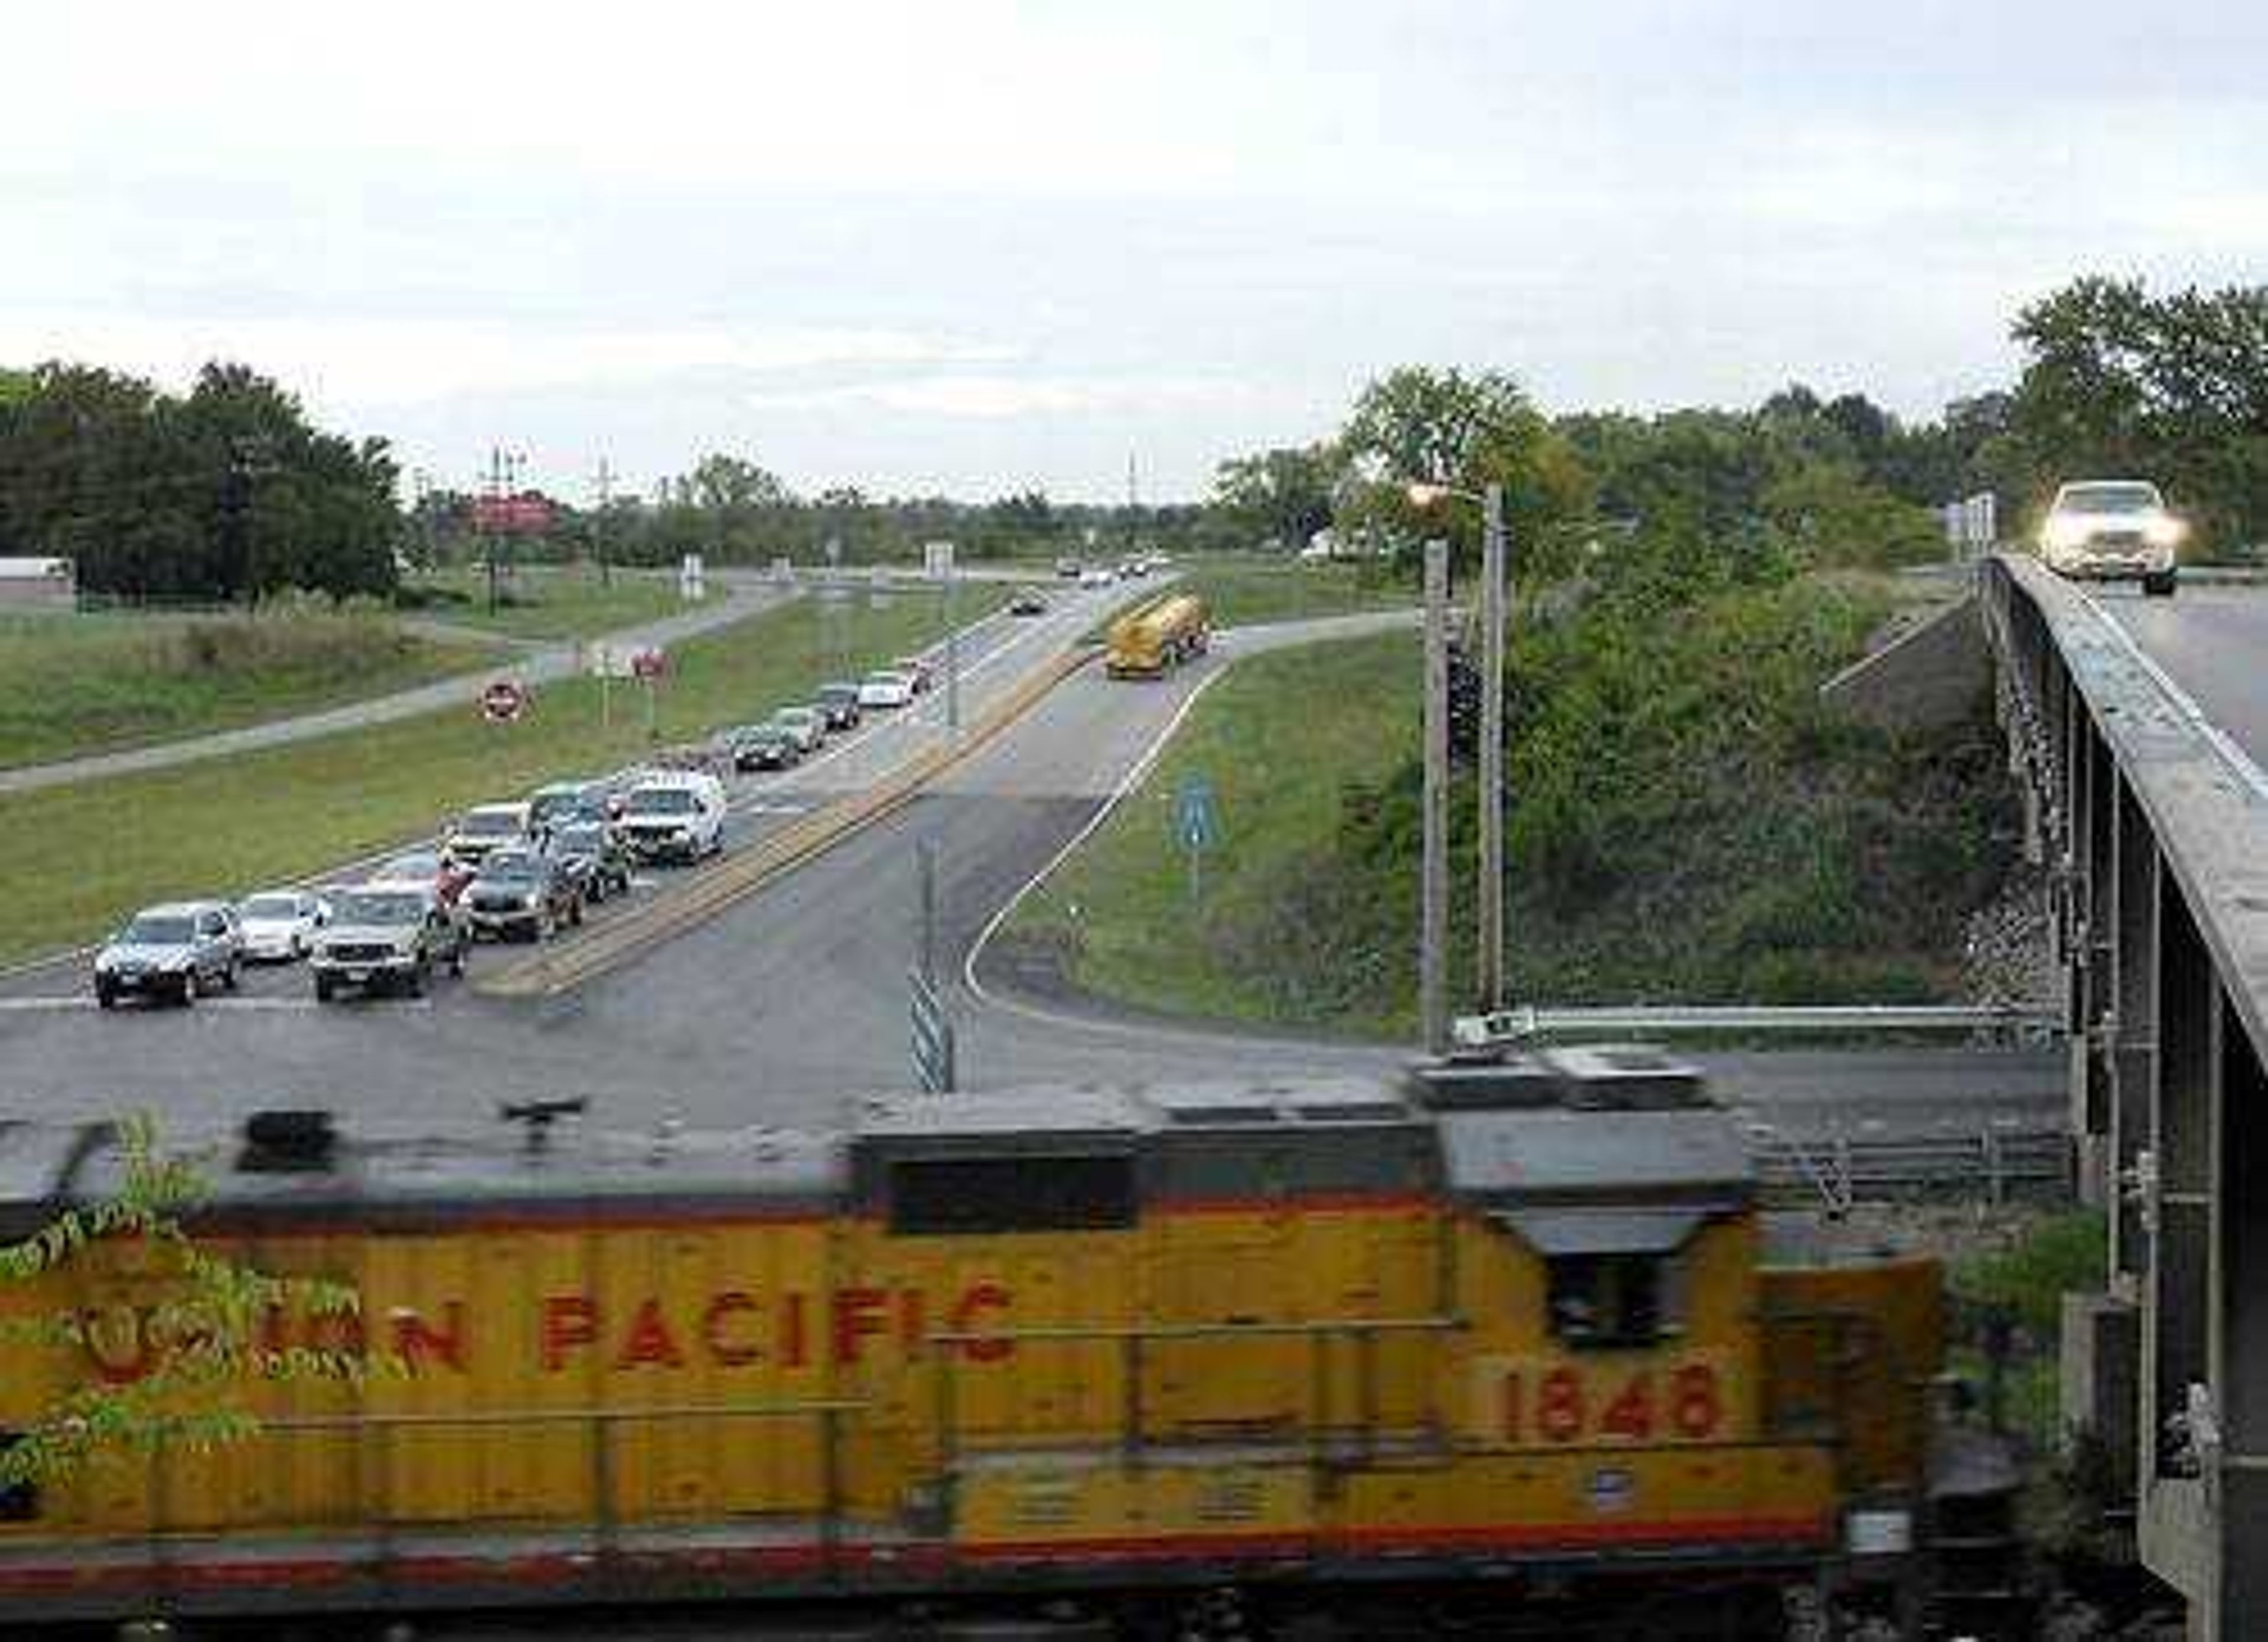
2043;518;2087;552
1845;1508;1912;1556
2147;517;2187;548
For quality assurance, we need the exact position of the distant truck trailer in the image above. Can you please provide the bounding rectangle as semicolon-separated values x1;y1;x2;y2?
0;556;75;612
1105;592;1210;679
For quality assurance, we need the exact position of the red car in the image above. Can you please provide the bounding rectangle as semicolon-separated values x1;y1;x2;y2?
381;849;475;907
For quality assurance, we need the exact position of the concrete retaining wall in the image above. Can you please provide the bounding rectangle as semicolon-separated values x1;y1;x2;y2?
1820;593;1989;731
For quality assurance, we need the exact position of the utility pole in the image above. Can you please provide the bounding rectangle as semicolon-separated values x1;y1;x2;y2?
483;446;505;617
1421;539;1451;1057
409;467;436;571
592;458;615;587
1477;483;1508;1013
1126;450;1140;561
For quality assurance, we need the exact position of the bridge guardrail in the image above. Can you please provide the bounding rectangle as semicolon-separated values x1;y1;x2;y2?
1979;549;2268;1631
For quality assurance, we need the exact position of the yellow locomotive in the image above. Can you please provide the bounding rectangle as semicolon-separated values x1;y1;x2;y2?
0;1050;1991;1636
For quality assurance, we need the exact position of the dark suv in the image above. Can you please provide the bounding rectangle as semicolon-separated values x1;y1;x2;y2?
815;682;863;731
464;848;584;941
549;820;633;904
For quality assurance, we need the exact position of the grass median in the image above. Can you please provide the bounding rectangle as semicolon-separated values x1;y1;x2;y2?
399;562;683;640
1002;628;1420;1032
1;585;1006;965
0;604;499;771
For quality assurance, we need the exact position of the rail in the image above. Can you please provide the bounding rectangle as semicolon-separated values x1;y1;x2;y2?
1452;1002;2054;1045
1749;1125;2069;1212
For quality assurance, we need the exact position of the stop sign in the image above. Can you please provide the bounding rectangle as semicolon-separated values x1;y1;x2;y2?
480;679;529;722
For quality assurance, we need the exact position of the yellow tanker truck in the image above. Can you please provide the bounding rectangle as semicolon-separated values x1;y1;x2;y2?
1105;592;1210;678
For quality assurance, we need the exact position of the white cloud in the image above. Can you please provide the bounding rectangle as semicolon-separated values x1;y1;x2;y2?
0;316;1019;408
4;0;2266;498
744;373;1255;421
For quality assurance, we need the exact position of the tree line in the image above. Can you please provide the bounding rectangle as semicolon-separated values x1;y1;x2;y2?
5;275;2263;607
1209;275;2268;579
0;363;400;603
410;458;1198;574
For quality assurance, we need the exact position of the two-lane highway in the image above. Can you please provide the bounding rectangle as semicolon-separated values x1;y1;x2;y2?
2089;579;2268;774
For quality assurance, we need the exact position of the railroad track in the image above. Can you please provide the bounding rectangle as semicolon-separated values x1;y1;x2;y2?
1752;1124;2069;1210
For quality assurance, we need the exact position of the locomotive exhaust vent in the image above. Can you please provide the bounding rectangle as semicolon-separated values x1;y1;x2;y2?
237;1110;338;1174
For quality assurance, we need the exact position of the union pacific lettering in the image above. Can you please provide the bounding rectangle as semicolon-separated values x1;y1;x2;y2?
78;1283;1013;1384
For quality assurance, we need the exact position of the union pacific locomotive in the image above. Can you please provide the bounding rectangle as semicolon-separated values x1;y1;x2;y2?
0;1050;2007;1637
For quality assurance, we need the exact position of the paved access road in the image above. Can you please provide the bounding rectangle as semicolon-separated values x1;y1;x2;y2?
0;599;2059;1149
2093;581;2268;771
0;574;798;797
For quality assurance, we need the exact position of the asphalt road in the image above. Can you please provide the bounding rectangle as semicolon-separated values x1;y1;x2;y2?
0;599;2060;1147
2091;580;2268;770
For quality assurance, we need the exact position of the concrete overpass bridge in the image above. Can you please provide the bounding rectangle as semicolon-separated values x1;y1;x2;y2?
1980;557;2268;1637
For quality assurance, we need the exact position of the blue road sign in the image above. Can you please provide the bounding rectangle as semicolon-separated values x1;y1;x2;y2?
1175;774;1218;852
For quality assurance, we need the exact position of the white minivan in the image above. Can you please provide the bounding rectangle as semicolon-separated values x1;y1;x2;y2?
617;772;728;864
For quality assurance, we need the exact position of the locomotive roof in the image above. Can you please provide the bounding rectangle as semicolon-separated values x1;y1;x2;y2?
0;1057;1754;1229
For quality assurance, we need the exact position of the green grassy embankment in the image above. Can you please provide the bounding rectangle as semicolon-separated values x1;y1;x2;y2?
0;604;499;771
0;585;1005;963
399;562;682;640
1003;573;2019;1038
1172;553;1417;628
1010;630;1420;1028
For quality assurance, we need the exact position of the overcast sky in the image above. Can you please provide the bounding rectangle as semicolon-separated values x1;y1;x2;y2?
7;1;2264;502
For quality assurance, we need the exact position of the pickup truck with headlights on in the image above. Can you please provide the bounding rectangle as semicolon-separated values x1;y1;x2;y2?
2039;479;2183;595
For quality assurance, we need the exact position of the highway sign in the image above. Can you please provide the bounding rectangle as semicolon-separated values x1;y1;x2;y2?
480;678;529;722
1175;773;1218;851
1175;773;1217;904
909;968;956;1094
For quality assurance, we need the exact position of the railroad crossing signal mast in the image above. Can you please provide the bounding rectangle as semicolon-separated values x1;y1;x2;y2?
910;839;956;1093
1420;540;1451;1057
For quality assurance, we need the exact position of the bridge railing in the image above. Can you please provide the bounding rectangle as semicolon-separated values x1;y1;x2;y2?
1979;552;2268;1634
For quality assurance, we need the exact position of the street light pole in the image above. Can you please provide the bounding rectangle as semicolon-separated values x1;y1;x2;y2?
1420;539;1451;1057
1478;483;1508;1012
944;553;962;738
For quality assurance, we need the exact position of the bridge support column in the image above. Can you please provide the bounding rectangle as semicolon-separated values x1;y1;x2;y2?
2140;884;2221;1627
2072;728;2117;1207
2110;781;2158;1295
2212;1024;2268;1638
